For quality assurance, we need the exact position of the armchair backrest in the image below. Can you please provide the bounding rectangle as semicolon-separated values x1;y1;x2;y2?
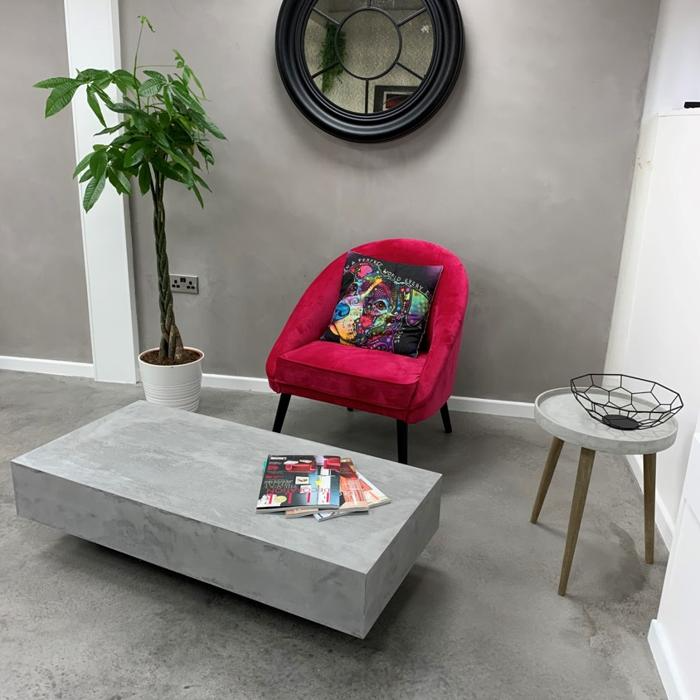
269;238;468;366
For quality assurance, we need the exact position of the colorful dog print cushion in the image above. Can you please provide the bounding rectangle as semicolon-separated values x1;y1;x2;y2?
321;252;443;357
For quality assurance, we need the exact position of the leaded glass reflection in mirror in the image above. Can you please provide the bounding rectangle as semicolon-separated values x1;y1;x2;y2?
303;0;435;115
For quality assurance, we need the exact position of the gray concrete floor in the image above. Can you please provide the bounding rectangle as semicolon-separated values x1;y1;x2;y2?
0;371;666;699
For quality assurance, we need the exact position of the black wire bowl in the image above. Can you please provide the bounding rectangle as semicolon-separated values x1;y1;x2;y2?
570;374;683;431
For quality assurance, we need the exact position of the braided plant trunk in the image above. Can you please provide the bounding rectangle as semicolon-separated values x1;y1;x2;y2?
151;172;184;363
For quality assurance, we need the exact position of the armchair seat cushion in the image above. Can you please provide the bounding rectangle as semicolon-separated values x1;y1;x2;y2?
276;341;427;410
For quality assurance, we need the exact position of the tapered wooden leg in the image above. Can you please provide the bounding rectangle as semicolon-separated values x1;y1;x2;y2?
530;437;565;523
272;393;291;433
644;453;657;564
397;420;408;464
440;403;452;434
558;447;596;596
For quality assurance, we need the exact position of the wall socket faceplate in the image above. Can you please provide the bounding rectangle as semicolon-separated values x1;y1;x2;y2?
170;274;199;294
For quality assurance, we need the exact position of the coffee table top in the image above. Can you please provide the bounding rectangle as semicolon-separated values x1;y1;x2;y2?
14;401;441;574
535;388;678;454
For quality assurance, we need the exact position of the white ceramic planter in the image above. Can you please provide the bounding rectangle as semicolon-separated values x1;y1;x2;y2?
138;347;204;412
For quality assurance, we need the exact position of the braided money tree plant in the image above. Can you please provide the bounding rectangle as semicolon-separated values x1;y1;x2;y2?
35;17;224;410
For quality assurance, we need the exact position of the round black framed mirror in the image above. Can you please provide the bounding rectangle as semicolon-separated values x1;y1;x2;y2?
276;0;464;142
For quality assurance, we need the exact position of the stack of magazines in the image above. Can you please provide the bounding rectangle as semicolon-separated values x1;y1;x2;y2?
256;454;390;521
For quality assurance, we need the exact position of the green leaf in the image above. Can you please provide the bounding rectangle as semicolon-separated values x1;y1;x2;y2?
33;76;75;89
166;150;191;173
139;15;155;32
77;69;110;83
92;86;115;110
112;75;136;95
89;149;108;181
114;169;132;193
93;123;124;136
191;183;204;208
143;70;166;81
94;74;112;90
123;142;146;168
173;49;186;69
187;110;207;132
170;80;204;114
194;173;211;191
107;167;132;195
162;87;174;115
138;77;163;97
152;157;183;182
152;130;171;151
177;147;199;168
107;169;123;194
83;174;106;211
129;111;150;132
44;81;80;117
197;142;214;166
203;119;225;139
86;86;106;127
112;69;138;88
109;102;136;114
72;151;93;178
109;133;135;147
138;163;152;195
183;65;205;98
79;169;93;183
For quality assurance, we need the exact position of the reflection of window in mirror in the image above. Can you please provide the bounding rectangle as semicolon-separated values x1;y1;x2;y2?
304;0;435;115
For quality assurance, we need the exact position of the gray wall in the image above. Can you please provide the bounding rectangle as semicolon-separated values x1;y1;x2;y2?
122;0;658;401
0;1;91;362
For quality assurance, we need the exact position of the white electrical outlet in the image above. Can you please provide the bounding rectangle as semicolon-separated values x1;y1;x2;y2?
170;274;199;294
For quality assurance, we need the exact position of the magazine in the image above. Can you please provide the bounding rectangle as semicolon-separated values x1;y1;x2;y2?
356;472;391;509
288;457;369;519
256;455;341;512
284;506;319;518
314;468;390;521
337;458;370;513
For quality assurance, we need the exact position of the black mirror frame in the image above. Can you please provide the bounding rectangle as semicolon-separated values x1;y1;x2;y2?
275;0;464;143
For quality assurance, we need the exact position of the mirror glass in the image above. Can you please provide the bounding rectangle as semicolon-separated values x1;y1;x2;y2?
304;0;434;115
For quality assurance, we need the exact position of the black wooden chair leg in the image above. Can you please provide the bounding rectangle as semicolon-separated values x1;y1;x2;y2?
440;403;453;434
397;420;408;464
272;393;291;433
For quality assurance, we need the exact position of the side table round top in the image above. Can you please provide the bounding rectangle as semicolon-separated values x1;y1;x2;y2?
535;388;678;455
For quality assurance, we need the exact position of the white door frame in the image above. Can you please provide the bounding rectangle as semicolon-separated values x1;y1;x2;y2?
64;0;139;383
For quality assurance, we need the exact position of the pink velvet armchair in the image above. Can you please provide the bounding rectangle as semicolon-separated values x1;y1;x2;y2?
266;238;469;463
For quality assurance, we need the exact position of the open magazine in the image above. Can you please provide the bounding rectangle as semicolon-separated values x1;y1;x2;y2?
271;457;390;520
256;455;341;512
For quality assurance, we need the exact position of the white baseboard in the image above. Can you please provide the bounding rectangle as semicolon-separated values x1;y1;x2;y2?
649;619;687;700
202;373;272;392
0;355;534;418
448;395;534;418
0;358;535;419
626;454;675;549
201;373;535;418
0;355;94;378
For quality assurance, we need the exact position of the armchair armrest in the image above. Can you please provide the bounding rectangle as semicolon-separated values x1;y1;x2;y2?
409;264;469;420
266;254;345;383
410;319;465;419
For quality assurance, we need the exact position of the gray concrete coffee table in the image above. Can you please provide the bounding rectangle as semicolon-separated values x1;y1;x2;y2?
11;401;441;638
530;388;678;596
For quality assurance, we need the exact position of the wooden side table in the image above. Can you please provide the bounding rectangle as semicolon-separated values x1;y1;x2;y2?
530;388;678;596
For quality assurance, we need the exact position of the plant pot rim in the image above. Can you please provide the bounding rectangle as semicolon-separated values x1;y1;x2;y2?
138;346;204;367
